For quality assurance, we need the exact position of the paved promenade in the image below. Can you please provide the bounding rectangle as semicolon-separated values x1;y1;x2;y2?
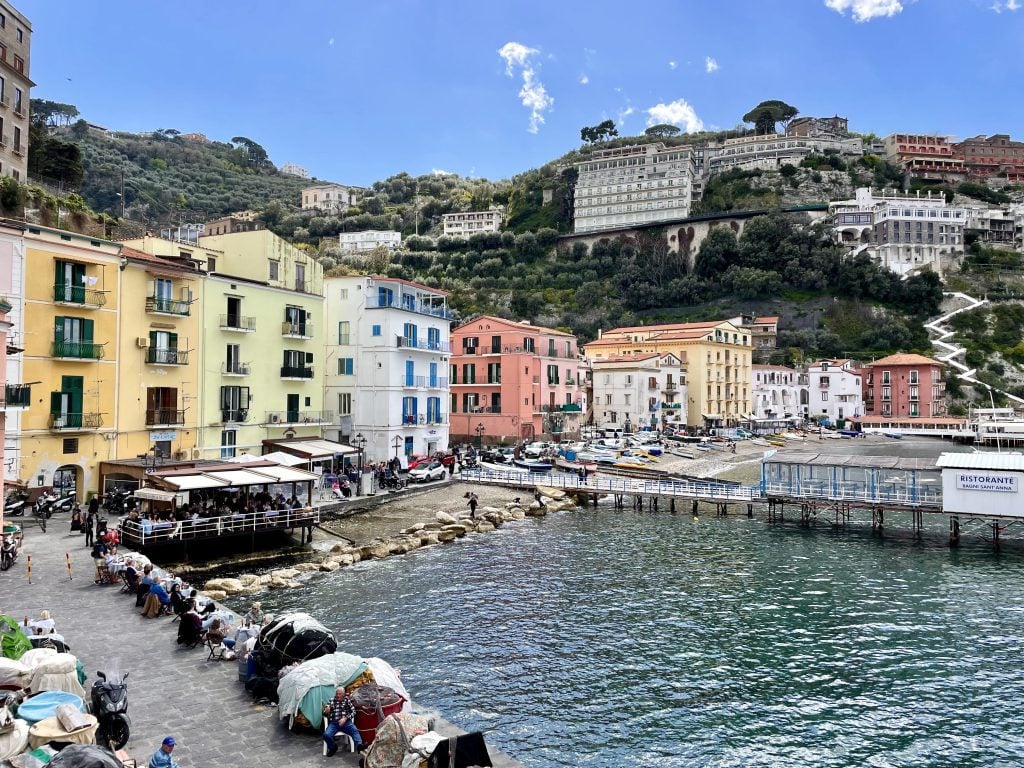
1;520;522;767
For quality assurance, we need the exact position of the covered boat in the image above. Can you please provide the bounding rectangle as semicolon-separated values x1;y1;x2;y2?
257;612;337;671
276;651;370;730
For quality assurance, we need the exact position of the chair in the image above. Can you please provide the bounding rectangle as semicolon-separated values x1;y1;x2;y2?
322;725;355;756
205;637;227;661
119;572;138;594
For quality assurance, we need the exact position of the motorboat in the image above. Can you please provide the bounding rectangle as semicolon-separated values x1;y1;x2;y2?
514;459;553;472
555;457;598;472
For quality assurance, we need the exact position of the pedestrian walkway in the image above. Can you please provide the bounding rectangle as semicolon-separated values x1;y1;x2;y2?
1;524;521;767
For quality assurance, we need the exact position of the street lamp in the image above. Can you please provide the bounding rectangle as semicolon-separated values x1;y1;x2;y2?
475;423;485;448
353;433;367;496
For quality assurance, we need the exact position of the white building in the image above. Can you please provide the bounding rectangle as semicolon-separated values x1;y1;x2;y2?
442;210;503;238
301;184;359;214
706;133;863;176
589;352;685;431
573;143;696;234
807;359;864;425
753;365;808;420
324;275;451;463
280;163;310;179
338;231;402;253
830;187;966;276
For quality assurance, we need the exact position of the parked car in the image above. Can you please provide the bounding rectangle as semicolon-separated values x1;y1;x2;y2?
409;460;446;483
405;455;432;471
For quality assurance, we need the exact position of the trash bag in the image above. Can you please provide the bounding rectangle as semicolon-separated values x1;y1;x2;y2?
256;612;336;671
46;744;123;768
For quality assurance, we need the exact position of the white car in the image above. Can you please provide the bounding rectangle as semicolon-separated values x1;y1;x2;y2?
409;460;446;483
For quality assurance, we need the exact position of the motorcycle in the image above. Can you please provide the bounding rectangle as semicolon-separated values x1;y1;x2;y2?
3;490;28;517
102;489;132;514
91;670;130;750
0;533;19;571
35;491;75;517
379;470;403;490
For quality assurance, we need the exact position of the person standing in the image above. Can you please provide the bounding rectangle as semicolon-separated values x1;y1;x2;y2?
323;688;363;756
148;736;180;768
467;492;479;520
85;497;98;547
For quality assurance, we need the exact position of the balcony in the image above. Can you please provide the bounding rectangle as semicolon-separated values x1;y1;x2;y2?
1;383;31;408
146;296;191;316
53;284;106;308
400;375;427;388
145;408;186;426
662;383;678;393
265;410;333;426
219;315;256;332
52;340;104;360
280;365;314;380
13;102;25;118
11;143;23;157
281;322;314;339
48;413;103;431
397;336;451;353
146;348;189;365
367;294;454;320
221;409;250;423
221;362;251;377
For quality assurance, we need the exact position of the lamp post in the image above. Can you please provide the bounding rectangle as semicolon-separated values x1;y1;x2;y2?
475;422;485;448
353;433;367;496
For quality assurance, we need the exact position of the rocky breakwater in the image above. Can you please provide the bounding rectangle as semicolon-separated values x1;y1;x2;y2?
201;489;578;601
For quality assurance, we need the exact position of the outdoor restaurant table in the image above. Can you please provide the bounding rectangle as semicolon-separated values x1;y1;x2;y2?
28;713;98;749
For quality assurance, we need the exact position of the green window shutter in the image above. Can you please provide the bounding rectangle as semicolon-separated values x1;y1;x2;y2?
54;261;63;288
83;319;94;344
72;263;85;287
50;391;63;417
149;331;158;347
62;376;83;393
168;332;178;349
54;316;65;340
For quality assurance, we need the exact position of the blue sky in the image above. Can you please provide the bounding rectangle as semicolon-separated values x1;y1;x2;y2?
19;0;1024;186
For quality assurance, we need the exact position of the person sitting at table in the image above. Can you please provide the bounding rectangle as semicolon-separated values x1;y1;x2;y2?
176;609;204;648
123;560;140;592
141;579;172;618
169;583;189;618
242;602;264;627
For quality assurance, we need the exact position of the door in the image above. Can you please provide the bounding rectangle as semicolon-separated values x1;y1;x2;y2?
226;344;240;373
226;296;240;326
287;393;300;423
50;376;83;428
295;263;306;292
429;362;438;388
147;387;178;424
55;261;85;303
285;306;305;335
149;331;178;364
405;360;415;387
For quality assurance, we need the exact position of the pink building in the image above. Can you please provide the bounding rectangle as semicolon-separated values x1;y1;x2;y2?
863;353;946;418
450;316;583;443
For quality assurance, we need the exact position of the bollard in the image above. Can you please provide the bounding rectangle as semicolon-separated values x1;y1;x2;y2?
66;552;73;581
27;554;31;584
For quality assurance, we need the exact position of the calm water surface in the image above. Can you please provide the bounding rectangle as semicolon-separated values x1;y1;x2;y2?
248;498;1024;767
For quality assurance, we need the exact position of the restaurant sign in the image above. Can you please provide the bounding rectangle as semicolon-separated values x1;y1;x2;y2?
956;473;1018;493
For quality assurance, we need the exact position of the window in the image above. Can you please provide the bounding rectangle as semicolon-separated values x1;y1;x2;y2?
268;260;279;281
13;125;19;150
62;438;78;455
220;386;250;421
0;14;5;28
338;357;354;375
12;54;21;74
462;363;476;384
821;393;828;401
146;387;179;424
428;327;441;350
53;316;95;357
487;363;501;384
450;364;457;384
881;386;891;401
524;337;535;353
403;322;417;347
491;335;502;354
338;393;351;415
547;364;559;385
909;370;919;384
337;320;350;344
371;324;381;337
427;396;442;422
50;375;84;427
207;257;217;273
220;430;237;459
13;87;21;113
881;371;891;384
16;28;22;43
491;393;501;414
339;288;348;300
548;339;556;357
402;396;418;423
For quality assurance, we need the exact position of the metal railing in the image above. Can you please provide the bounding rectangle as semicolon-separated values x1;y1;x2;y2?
366;294;454;319
2;383;31;408
397;336;452;352
400;375;427;388
265;410;333;425
119;507;319;546
53;284;106;307
146;348;189;365
219;315;256;331
145;408;186;426
48;412;104;430
52;340;104;359
281;322;314;337
146;296;191;316
221;409;250;423
221;362;251;376
280;365;314;379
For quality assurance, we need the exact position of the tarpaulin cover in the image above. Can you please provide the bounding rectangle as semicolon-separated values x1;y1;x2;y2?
365;658;411;714
16;691;85;725
277;652;368;730
0;616;31;661
257;613;336;671
364;713;433;768
47;743;124;768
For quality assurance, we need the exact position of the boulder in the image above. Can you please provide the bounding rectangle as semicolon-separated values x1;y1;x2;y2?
293;562;320;572
509;509;527;520
441;524;468;537
536;486;567;500
259;574;272;585
483;512;503;526
475;521;496;533
525;504;548;517
203;590;227;602
388;540;410;555
271;568;300;580
238;574;262;588
422;522;445;531
419;533;440;546
268;576;290;589
368;543;392;559
319;561;340;572
203;578;244;595
357;546;376;560
329;543;348;554
435;511;457;524
348;551;362;564
335;554;355;566
479;506;502;515
402;524;425;534
436;529;458;542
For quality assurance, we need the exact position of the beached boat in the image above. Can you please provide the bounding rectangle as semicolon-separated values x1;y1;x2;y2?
514;459;553;472
478;460;529;474
884;431;903;440
555;457;598;472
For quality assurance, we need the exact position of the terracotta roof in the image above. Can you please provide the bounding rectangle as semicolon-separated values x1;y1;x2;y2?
866;353;943;367
591;353;662;364
602;319;728;335
753;316;779;324
453;314;573;337
120;245;203;273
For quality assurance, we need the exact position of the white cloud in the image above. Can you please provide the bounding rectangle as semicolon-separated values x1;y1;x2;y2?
992;0;1021;10
645;98;704;133
617;106;635;127
579;73;590;85
1009;0;1021;10
668;60;678;70
498;41;554;134
824;0;904;22
705;56;719;73
328;37;335;46
431;169;454;176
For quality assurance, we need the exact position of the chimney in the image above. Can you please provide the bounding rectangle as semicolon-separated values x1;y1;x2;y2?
597;329;603;339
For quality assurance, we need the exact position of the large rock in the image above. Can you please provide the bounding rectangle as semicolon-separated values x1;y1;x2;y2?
319;560;340;572
238;574;262;588
475;521;496;533
536;486;567;500
334;554;355;566
436;529;458;542
435;511;457;524
293;562;320;572
268;576;291;589
388;540;411;555
271;568;300;580
419;533;440;546
508;508;526;520
203;590;227;602
422;522;445;531
203;577;244;595
368;543;392;559
402;524;425;534
441;524;468;537
525;504;548;517
329;543;348;554
483;512;504;526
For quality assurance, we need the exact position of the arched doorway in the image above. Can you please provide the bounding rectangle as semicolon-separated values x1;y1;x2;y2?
53;465;80;500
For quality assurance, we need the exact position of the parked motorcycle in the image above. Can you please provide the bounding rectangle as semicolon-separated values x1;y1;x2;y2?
91;670;130;750
102;489;132;513
0;533;19;571
3;490;28;517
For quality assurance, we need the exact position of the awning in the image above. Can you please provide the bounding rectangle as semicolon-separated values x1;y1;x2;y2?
268;439;358;460
158;474;230;491
246;465;319;483
258;451;307;467
204;469;282;486
133;487;178;502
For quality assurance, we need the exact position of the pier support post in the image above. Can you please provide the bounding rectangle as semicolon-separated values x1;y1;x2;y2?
692;500;698;517
747;503;753;519
670;499;676;515
949;516;960;547
992;521;1002;553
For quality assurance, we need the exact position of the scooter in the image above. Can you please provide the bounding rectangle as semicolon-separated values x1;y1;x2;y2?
0;534;19;571
91;670;130;750
3;491;28;517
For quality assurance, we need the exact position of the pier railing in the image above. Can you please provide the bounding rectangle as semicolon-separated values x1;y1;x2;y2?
118;507;318;546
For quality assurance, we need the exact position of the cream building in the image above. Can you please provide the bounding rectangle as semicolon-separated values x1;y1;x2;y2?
301;184;359;214
706;133;863;176
338;230;401;253
0;1;31;181
442;210;503;237
589;352;685;431
584;320;751;428
752;365;808;420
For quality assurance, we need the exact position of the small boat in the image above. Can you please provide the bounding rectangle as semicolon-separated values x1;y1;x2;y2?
514;459;553;472
694;443;712;451
883;432;903;440
477;461;529;474
556;457;598;472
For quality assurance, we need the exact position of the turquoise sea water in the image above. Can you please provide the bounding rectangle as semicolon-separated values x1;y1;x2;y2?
247;503;1024;767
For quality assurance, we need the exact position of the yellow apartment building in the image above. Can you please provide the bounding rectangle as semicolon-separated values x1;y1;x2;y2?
113;246;203;468
583;319;752;428
19;226;121;497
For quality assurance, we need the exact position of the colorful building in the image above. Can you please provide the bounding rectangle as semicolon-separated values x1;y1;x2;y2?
588;352;685;431
449;316;583;443
0;220;26;484
324;275;451;463
807;359;864;424
583;320;752;428
863;353;946;418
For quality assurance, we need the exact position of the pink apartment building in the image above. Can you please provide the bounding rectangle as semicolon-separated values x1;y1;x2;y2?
450;316;583;443
863;353;946;418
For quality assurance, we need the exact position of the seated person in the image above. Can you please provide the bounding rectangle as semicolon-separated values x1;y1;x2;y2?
242;602;264;627
169;583;189;617
205;618;232;647
176;609;204;646
123;561;140;591
141;580;172;618
28;610;56;635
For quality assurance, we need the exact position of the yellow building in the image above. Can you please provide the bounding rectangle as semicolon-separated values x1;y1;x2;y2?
123;231;327;459
583;319;752;428
19;226;121;496
113;246;203;468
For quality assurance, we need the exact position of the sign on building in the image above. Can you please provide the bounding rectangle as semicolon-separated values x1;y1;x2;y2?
956;473;1018;493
